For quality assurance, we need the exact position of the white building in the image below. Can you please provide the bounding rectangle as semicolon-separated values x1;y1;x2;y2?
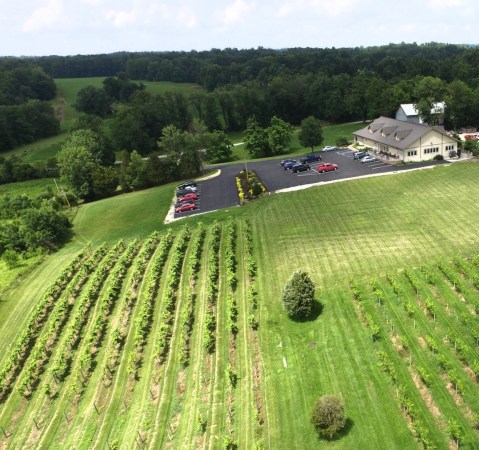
395;102;445;124
353;116;458;163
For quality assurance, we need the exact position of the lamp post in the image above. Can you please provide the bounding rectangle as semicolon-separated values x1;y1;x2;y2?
244;155;249;182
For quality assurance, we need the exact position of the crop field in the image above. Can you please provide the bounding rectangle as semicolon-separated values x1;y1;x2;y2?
1;163;479;449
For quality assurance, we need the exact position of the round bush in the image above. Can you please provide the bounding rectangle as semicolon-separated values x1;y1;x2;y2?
311;395;346;439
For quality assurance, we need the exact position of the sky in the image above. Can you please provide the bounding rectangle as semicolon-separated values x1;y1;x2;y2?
0;0;477;57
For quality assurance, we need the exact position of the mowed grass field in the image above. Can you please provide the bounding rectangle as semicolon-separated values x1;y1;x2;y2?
0;163;478;449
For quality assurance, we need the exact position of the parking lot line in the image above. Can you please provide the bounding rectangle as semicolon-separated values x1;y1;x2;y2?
369;162;390;169
297;171;318;176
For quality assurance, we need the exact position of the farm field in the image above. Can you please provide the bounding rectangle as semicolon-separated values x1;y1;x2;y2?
0;163;479;448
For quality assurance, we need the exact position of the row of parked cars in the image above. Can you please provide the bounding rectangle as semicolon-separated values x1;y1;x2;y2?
353;150;377;163
281;155;339;173
175;181;199;213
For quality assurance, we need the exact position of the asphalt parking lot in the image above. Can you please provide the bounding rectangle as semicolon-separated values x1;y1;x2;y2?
170;149;446;220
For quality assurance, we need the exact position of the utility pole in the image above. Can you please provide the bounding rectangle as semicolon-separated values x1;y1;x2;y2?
54;178;71;209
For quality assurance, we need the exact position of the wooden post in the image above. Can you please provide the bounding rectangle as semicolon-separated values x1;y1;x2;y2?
33;418;41;430
1;426;8;438
63;411;70;423
94;402;100;415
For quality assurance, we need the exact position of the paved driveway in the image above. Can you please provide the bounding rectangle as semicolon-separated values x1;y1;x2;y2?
171;150;447;220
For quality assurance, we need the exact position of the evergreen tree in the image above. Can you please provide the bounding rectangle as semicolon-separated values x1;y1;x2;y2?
281;271;315;320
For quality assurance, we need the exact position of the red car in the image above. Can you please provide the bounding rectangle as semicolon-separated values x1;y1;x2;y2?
178;193;198;202
316;162;338;173
175;202;197;213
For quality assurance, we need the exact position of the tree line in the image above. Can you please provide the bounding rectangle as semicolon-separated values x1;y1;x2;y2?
9;43;477;88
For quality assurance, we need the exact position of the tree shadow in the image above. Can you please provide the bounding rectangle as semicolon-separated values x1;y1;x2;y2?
318;418;355;441
291;299;323;323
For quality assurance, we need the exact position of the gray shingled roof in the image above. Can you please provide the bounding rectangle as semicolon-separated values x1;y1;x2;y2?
353;116;453;150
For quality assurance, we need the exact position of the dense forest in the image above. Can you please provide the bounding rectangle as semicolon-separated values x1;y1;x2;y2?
6;43;477;88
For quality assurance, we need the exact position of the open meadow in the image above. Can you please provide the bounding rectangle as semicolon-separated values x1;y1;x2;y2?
0;162;479;449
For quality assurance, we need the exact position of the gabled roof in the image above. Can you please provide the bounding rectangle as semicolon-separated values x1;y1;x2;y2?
400;104;418;117
399;102;445;117
353;116;454;150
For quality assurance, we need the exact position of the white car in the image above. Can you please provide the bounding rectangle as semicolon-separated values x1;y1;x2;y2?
361;155;377;163
322;146;336;152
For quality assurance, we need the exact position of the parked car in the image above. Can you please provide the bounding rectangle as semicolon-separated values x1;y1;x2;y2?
283;160;298;170
322;146;336;152
292;163;311;173
280;158;296;167
175;202;197;213
316;162;338;173
181;185;198;192
176;189;197;197
177;181;197;189
178;193;198;202
361;155;377;163
353;151;368;160
300;154;322;164
449;150;457;158
175;199;196;207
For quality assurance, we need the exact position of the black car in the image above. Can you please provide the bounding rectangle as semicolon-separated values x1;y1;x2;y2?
300;154;322;164
292;163;311;173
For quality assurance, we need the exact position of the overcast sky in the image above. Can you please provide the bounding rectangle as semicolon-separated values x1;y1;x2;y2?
1;0;477;57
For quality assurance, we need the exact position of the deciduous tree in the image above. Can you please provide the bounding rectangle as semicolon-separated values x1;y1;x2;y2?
56;144;101;199
311;395;346;439
267;115;294;155
298;116;323;152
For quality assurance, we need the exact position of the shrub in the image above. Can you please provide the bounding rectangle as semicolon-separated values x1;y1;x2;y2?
281;271;315;320
335;136;349;147
433;154;444;160
311;395;346;439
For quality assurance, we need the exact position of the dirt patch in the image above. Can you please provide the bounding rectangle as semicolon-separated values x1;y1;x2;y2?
391;334;409;358
53;93;67;123
409;368;441;418
417;335;427;350
176;370;186;396
308;342;317;349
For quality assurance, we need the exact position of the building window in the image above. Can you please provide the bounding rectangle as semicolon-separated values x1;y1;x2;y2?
407;150;417;156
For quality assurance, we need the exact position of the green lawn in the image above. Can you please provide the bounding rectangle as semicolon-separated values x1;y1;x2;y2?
0;177;58;197
139;80;205;95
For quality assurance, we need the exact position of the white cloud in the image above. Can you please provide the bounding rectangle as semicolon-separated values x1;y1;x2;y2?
176;5;197;28
427;0;463;6
277;0;361;17
215;0;256;26
104;9;138;28
81;0;104;5
22;0;65;32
